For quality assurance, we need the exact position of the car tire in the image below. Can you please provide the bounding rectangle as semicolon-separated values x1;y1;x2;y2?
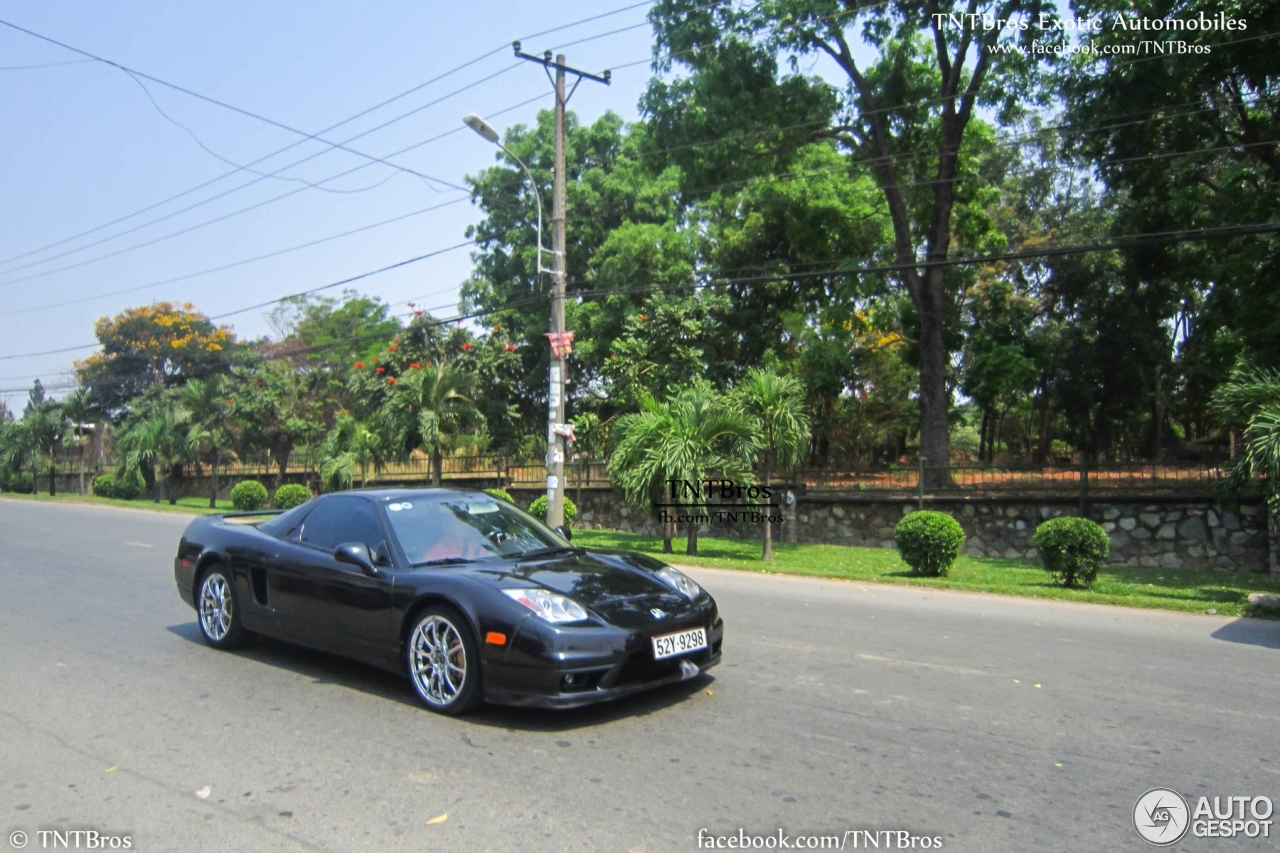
196;565;249;649
406;605;483;715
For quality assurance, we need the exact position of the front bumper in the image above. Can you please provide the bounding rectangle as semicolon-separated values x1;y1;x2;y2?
481;613;724;710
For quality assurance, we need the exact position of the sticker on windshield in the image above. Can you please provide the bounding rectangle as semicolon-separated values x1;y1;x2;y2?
467;502;500;514
388;502;411;511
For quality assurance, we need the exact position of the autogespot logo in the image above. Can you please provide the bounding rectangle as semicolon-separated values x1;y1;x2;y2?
1134;787;1191;846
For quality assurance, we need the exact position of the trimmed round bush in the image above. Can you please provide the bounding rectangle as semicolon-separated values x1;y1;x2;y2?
1033;516;1109;587
893;510;965;576
230;479;269;511
483;487;514;504
273;483;311;509
528;494;577;527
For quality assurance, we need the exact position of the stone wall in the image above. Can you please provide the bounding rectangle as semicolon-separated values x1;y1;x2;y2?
789;496;1269;572
509;486;1271;574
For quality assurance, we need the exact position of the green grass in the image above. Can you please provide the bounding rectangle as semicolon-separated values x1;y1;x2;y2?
0;491;236;514
573;529;1280;618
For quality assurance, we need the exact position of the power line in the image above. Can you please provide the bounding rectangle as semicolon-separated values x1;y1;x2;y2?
13;218;1279;393
0;89;556;293
0;0;676;272
0;19;473;192
0;197;473;317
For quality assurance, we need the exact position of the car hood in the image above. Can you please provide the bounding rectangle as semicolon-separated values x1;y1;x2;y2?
465;549;703;627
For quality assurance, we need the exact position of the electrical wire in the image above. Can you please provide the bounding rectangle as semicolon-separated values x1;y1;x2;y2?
0;0;690;271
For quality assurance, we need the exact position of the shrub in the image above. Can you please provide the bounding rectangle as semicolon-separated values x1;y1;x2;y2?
91;472;139;499
483;487;514;504
893;510;965;576
2;470;34;494
92;473;117;497
528;494;577;527
1033;516;1109;587
273;483;311;509
230;479;269;511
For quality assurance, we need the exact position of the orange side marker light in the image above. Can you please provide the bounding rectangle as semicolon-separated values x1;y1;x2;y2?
485;631;507;646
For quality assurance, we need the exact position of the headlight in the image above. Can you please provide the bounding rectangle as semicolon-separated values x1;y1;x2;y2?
656;566;702;600
503;588;589;623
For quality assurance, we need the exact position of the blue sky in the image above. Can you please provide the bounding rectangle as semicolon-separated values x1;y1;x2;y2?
0;1;662;406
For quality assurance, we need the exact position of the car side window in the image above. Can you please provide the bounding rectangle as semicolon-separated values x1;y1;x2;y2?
257;503;310;540
299;496;386;556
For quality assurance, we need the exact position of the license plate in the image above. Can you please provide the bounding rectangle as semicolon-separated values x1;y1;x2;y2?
651;627;707;660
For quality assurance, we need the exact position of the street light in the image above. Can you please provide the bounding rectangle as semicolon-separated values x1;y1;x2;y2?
462;114;552;274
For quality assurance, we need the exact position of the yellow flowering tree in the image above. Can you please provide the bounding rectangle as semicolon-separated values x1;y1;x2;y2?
75;302;238;414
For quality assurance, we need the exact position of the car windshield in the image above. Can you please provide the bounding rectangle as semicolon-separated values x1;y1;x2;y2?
385;496;570;565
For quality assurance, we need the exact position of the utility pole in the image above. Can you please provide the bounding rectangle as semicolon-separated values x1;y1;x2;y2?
513;43;609;529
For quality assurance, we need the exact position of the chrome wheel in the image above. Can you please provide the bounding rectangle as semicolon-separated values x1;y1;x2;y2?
199;572;233;642
409;615;468;707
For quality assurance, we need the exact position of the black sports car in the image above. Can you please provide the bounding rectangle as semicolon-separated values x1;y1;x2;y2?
174;488;722;713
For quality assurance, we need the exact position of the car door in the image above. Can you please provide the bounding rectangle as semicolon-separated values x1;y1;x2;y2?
271;495;397;663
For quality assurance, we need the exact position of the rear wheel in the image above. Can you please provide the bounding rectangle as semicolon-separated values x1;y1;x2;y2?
406;606;483;714
196;566;249;649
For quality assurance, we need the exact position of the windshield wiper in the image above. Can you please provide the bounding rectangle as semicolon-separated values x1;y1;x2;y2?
504;545;581;561
412;557;476;567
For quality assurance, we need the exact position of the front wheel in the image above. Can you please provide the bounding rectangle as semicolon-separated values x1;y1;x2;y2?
406;606;483;714
196;566;249;649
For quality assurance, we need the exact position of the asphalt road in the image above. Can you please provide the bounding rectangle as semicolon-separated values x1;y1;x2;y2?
1;498;1278;853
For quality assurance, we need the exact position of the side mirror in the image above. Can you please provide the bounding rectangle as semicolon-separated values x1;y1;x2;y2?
554;524;572;542
334;542;377;575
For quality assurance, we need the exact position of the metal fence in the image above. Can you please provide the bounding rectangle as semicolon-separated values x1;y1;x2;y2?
191;454;1229;497
800;461;1226;496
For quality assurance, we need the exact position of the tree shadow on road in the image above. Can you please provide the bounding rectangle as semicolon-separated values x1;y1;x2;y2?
166;621;716;729
1209;617;1280;649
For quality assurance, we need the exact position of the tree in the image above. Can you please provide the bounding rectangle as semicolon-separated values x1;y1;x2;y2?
609;385;756;555
178;377;236;508
1212;362;1280;522
317;414;388;491
21;381;62;496
116;398;191;504
735;368;810;560
647;0;1054;484
58;388;96;495
381;362;481;485
74;302;238;416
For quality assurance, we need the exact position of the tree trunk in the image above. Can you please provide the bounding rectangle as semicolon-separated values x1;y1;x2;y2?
156;475;164;504
917;273;952;487
1036;394;1052;463
49;459;56;496
431;448;442;486
210;451;219;509
760;461;774;562
685;518;699;556
979;407;990;463
662;515;674;553
78;446;85;495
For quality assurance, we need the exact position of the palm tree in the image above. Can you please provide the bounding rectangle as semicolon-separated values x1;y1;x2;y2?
317;414;388;491
178;377;235;508
118;401;191;504
1213;362;1280;524
735;368;810;561
609;386;756;556
58;388;96;495
381;363;480;485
